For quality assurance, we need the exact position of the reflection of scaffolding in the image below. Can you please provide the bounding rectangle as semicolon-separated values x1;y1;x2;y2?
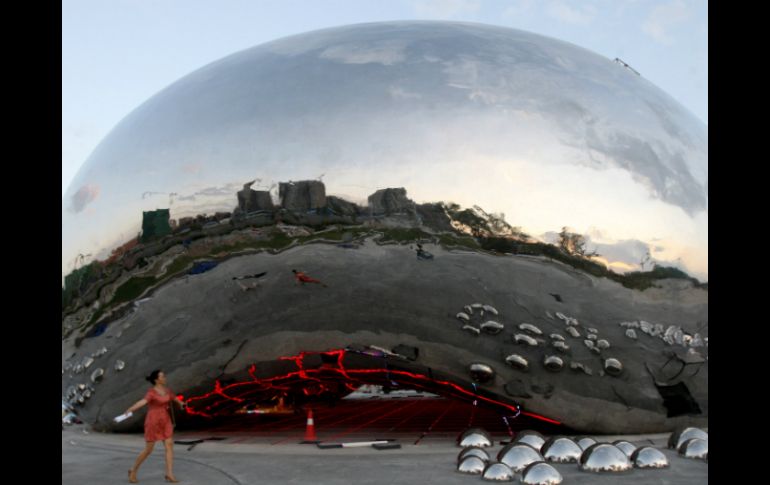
142;191;178;206
614;58;640;76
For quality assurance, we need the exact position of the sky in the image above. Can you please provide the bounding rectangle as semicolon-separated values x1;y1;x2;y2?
62;0;708;197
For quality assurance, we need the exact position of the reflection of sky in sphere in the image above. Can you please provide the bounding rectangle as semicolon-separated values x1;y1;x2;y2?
62;21;707;280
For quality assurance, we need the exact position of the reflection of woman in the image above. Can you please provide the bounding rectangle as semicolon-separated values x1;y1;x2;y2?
125;370;186;483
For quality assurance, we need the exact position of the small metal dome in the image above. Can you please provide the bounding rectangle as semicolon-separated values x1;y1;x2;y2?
458;446;490;464
543;355;564;372
521;461;564;485
612;440;636;457
549;334;565;341
552;341;570;352
519;323;543;335
541;437;582;463
469;363;495;383
457;456;487;474
114;360;126;371
497;443;543;472
481;462;515;481
630;447;669;469
90;368;104;383
668;427;708;450
604;358;623;376
514;334;539;346
505;354;529;371
579;443;632;472
577;437;597;450
625;329;638;339
565;327;580;338
678;438;708;460
596;339;610;350
458;428;493;448
481;321;505;334
513;431;546;451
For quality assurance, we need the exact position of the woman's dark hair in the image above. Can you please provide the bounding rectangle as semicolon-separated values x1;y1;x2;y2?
146;369;162;385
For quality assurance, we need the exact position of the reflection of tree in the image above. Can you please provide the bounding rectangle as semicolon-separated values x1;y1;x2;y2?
558;227;597;258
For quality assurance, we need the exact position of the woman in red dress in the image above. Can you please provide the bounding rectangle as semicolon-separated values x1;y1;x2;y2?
125;370;186;483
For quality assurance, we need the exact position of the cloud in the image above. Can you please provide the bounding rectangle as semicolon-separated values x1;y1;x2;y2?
69;184;100;213
388;86;422;100
642;0;691;45
182;162;202;174
320;40;408;65
502;0;535;19
412;0;480;18
546;2;597;25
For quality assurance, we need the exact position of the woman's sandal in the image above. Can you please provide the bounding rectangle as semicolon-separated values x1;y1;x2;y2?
164;475;180;483
128;469;138;483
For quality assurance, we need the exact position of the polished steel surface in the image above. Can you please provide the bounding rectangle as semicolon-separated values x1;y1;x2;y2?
521;461;564;485
541;437;582;463
579;443;633;472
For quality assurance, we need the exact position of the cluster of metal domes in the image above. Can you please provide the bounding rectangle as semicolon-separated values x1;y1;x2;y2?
455;427;707;481
62;343;127;425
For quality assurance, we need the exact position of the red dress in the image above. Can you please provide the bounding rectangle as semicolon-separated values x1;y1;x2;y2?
143;387;174;442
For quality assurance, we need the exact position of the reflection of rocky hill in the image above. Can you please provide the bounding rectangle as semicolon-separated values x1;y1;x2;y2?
61;181;705;339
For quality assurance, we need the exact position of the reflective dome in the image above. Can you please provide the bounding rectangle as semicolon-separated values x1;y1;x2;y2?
541;437;583;463
497;443;544;472
458;428;493;448
604;358;623;376
577;437;597;450
504;354;529;371
481;321;505;334
579;443;632;472
482;462;515;482
668;427;708;450
678;438;708;460
513;431;546;451
612;440;636;457
62;20;709;437
63;21;708;282
519;323;543;335
543;355;564;372
457;456;487;474
514;334;539;346
521;461;564;485
458;447;490;464
469;363;496;383
631;447;669;469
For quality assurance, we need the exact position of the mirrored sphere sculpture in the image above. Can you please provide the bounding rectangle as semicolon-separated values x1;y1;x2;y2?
543;355;564;372
469;363;495;383
514;431;546;451
631;447;669;469
505;354;529;371
678;438;708;460
668;427;708;450
458;447;490;464
541;437;583;463
457;456;487;474
612;440;636;457
481;462;515;482
458;428;493;448
604;358;623;376
497;443;544;472
579;443;632;472
521;461;564;485
577;437;597;450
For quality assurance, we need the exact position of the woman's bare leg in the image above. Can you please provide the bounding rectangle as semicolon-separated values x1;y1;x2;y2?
131;442;155;478
163;437;176;479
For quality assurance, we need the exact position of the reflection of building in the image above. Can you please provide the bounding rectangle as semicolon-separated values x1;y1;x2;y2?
237;181;274;212
141;209;171;243
368;188;415;216
279;181;326;211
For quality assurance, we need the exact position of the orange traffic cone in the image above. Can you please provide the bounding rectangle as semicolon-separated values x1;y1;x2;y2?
300;408;319;444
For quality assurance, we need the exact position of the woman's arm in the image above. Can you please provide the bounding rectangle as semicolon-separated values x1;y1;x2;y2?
125;398;148;414
172;396;187;409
